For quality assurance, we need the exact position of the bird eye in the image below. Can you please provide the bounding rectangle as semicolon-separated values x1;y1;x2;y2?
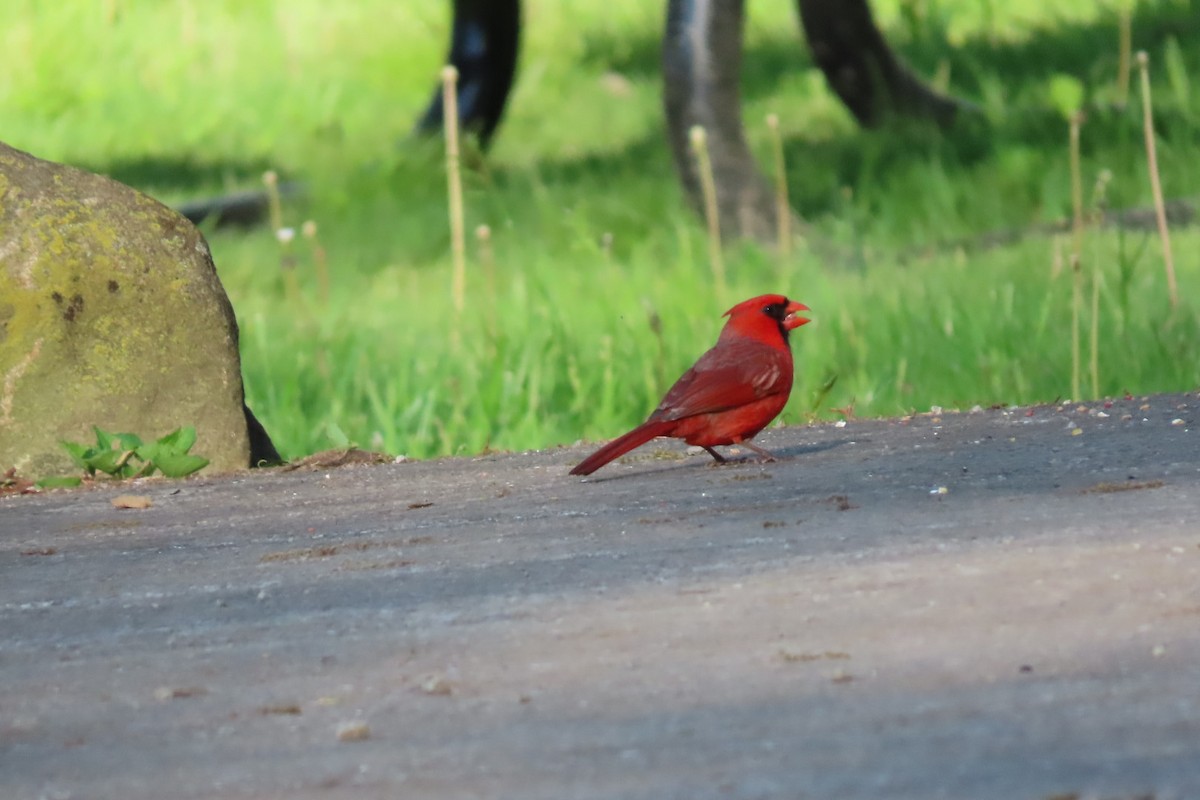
763;303;779;316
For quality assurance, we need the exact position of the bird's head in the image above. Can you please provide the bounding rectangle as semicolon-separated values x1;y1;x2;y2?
722;294;811;343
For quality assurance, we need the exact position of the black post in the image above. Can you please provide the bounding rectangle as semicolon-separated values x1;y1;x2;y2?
415;0;521;147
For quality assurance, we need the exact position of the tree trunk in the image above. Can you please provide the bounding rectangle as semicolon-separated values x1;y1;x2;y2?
797;0;962;128
662;0;785;244
415;0;521;146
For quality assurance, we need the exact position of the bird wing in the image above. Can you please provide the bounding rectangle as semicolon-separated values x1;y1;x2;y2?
648;338;792;422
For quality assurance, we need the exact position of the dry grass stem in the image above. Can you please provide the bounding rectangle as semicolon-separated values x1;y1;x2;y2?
442;65;467;317
1137;51;1179;308
1068;113;1084;401
275;226;300;307
689;125;726;304
1089;170;1112;397
1070;251;1082;402
302;220;329;305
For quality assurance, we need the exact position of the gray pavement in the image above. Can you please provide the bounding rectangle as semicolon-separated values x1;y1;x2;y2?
2;393;1199;799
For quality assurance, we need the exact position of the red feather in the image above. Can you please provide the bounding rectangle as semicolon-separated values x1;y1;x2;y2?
570;294;810;476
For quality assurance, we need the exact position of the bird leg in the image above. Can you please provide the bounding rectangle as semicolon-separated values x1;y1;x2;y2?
704;442;779;466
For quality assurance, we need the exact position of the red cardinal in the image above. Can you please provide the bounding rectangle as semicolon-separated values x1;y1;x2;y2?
570;294;811;476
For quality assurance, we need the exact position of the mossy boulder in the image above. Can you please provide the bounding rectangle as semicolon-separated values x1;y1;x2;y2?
0;141;275;477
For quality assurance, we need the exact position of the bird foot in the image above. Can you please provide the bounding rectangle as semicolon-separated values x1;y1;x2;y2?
703;445;777;467
706;455;776;468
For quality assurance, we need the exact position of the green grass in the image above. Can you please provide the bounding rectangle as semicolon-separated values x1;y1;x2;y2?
4;0;1198;460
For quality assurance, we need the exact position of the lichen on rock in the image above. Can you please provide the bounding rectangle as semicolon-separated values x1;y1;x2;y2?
0;141;274;476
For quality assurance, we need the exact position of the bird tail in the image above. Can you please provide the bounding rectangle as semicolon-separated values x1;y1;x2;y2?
569;419;675;476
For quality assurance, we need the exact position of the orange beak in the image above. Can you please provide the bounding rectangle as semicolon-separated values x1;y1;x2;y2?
784;300;811;330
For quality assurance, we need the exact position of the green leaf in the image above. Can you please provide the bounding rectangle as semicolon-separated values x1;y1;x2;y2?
92;426;115;450
154;427;183;451
153;453;209;478
135;440;161;463
176;426;198;453
132;457;160;478
60;425;206;481
112;432;144;451
35;475;83;489
60;440;94;470
1048;73;1084;119
156;426;197;454
87;449;123;475
88;449;139;477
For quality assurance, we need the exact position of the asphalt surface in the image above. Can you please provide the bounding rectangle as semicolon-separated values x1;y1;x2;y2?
2;392;1199;800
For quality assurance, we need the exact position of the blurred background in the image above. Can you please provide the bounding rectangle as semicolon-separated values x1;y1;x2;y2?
3;0;1197;460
